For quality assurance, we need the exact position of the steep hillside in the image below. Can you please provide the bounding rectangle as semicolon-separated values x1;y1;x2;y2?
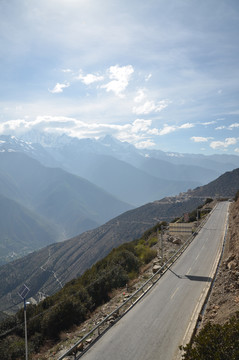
0;198;237;360
190;168;239;198
0;195;58;265
0;167;238;314
0;152;132;246
0;196;204;313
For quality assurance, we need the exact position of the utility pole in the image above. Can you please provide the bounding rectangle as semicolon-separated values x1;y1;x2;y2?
157;226;164;266
160;225;164;266
197;209;199;227
24;298;28;360
18;284;30;360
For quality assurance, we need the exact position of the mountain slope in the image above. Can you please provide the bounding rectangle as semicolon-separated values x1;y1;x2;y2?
35;135;200;206
0;152;133;260
5;133;239;206
138;156;220;184
20;133;232;205
0;196;203;312
59;152;200;206
0;194;58;265
190;168;239;198
145;147;239;173
1;167;238;313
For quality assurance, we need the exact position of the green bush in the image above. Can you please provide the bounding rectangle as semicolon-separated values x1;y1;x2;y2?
182;313;239;360
135;244;157;264
148;237;158;247
41;297;88;339
0;336;26;360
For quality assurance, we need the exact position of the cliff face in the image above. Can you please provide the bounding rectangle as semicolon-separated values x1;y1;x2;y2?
202;198;239;325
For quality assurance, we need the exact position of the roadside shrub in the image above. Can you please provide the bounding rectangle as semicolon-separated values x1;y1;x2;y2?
41;297;88;339
8;336;25;360
148;237;158;247
204;198;213;204
135;244;157;264
110;249;140;274
181;313;239;360
30;332;44;353
0;316;17;335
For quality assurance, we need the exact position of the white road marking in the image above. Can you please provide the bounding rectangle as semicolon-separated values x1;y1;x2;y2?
171;287;179;300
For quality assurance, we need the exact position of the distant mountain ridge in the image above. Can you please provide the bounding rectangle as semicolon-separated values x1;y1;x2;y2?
0;151;132;264
0;166;238;313
3;132;238;206
2;133;239;202
0;133;239;264
20;131;239;176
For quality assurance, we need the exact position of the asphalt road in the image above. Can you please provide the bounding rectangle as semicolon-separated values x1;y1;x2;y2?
81;201;229;360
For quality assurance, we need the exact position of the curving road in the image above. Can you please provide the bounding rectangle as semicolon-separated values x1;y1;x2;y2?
81;201;229;360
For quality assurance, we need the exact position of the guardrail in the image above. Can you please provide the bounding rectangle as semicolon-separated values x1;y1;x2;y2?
58;211;211;360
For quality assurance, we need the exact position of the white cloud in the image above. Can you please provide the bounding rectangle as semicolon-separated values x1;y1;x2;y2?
135;139;156;149
191;136;212;143
210;137;238;149
77;72;104;85
159;122;194;136
0;116;160;149
159;125;177;135
49;82;70;93
216;126;226;130
62;69;72;73
0;118;27;133
131;119;151;131
216;123;239;131
229;123;239;129
201;121;217;126
235;148;239;153
145;74;152;82
180;123;194;129
134;89;146;103
101;65;134;97
133;99;169;115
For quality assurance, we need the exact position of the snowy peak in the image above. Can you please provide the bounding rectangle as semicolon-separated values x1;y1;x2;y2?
0;134;58;167
0;135;35;153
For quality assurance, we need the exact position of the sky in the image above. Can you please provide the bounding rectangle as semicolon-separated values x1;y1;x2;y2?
0;0;239;155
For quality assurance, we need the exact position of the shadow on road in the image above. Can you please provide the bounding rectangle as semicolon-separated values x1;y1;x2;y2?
168;268;212;282
185;275;212;282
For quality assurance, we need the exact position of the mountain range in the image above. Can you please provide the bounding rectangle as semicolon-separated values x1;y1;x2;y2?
0;166;238;313
0;133;239;265
0;151;132;264
2;133;239;208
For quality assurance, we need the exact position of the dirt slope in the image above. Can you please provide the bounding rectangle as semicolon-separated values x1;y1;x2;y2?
201;198;239;325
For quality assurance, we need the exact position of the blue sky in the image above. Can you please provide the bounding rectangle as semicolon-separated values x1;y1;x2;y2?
0;0;239;154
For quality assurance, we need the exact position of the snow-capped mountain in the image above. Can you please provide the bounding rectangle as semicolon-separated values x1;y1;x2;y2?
1;132;239;206
0;134;58;167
